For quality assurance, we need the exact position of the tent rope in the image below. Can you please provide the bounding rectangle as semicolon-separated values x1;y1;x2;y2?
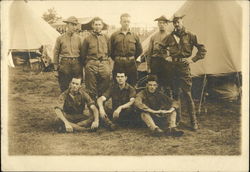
198;74;207;115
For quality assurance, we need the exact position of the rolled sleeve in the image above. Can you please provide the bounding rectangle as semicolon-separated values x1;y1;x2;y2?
81;89;95;108
191;35;207;62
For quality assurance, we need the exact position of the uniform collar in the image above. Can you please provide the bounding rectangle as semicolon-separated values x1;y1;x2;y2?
172;27;186;37
115;82;129;90
91;31;103;36
119;28;132;35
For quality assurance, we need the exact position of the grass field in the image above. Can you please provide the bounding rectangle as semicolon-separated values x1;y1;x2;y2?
8;67;241;155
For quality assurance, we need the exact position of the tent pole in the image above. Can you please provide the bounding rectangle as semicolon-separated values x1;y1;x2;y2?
198;74;207;115
236;72;242;100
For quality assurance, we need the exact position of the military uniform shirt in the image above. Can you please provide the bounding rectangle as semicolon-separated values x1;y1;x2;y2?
135;89;176;112
109;30;143;60
162;28;206;62
103;83;136;110
59;87;95;114
53;32;82;64
81;31;109;62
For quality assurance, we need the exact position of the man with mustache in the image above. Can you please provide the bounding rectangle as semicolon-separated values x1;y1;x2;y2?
161;15;207;130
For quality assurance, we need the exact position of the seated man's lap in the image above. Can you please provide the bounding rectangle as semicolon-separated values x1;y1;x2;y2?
64;112;89;123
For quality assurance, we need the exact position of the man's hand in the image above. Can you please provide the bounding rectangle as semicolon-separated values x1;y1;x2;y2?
91;120;99;130
65;123;73;133
164;56;172;62
54;64;59;71
113;107;122;120
183;58;194;65
99;109;107;119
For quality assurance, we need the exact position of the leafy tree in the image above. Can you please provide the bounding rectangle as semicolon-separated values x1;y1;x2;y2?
42;8;62;24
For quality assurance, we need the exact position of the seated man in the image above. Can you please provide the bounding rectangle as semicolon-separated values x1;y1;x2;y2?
97;71;136;130
134;75;184;137
54;78;99;132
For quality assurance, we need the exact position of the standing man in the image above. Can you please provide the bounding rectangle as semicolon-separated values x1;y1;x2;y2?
134;75;183;137
54;16;83;92
54;78;99;132
81;17;111;100
110;13;143;87
97;71;136;130
161;15;207;130
146;15;172;96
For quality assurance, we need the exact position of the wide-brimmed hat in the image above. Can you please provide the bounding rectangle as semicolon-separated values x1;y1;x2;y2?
172;14;186;22
154;15;171;23
63;16;79;25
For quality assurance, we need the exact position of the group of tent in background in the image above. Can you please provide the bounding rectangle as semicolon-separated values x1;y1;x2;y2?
6;0;242;110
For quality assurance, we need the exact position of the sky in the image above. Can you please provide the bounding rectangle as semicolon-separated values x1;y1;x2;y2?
13;1;186;27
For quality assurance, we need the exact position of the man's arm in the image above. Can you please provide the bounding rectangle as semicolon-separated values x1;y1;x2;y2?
97;96;108;118
191;34;207;62
80;38;89;66
134;92;159;114
109;33;115;60
134;34;143;59
89;104;99;129
53;37;61;69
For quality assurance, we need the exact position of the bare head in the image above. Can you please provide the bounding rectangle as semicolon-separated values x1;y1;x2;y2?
146;75;158;93
120;13;131;30
69;78;82;93
115;72;127;86
92;17;104;33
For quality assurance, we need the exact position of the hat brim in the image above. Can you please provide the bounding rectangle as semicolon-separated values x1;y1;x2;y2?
154;19;171;23
63;21;79;25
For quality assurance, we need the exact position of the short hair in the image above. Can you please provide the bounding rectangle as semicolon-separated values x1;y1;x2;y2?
71;77;82;82
147;74;158;83
114;70;127;77
92;17;104;25
120;13;131;20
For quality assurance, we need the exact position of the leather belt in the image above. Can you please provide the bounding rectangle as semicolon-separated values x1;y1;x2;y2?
115;56;135;60
172;57;183;62
61;57;79;61
88;56;109;61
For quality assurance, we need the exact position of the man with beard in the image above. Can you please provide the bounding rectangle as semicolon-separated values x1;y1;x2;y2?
81;17;111;101
54;78;99;132
161;15;207;130
54;16;82;92
97;71;136;130
134;75;184;137
110;13;143;87
146;15;172;96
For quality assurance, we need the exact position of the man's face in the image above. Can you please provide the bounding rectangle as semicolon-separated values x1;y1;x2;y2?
158;21;168;31
67;23;78;33
116;73;127;85
92;20;103;33
120;16;131;30
173;19;183;31
147;81;158;93
70;78;81;93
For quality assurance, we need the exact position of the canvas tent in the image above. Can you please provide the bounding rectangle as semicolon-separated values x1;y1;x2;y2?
139;0;242;102
8;0;60;67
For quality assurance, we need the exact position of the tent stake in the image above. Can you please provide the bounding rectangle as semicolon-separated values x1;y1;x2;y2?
198;74;207;115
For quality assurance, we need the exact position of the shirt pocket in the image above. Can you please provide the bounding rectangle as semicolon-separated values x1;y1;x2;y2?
128;39;136;52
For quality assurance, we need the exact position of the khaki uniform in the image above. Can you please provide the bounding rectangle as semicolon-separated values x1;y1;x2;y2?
110;30;143;86
161;27;206;125
81;31;111;100
54;32;82;92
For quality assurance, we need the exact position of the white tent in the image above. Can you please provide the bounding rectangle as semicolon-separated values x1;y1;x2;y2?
8;1;60;63
173;0;242;76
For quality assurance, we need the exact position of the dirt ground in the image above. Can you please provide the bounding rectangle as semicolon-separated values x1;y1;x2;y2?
8;67;241;155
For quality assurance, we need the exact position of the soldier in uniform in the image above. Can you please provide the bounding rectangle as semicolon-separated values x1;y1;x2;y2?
81;17;111;101
54;78;99;132
110;13;143;87
134;75;184;137
54;16;83;92
146;15;172;96
161;15;207;130
97;71;136;130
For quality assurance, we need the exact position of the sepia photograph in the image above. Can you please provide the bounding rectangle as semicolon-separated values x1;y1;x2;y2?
1;0;249;171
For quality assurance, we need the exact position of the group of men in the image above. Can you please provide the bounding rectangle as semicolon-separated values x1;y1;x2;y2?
53;13;206;137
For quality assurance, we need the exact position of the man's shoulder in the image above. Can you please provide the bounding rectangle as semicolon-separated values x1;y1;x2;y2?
136;89;146;97
110;30;121;38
